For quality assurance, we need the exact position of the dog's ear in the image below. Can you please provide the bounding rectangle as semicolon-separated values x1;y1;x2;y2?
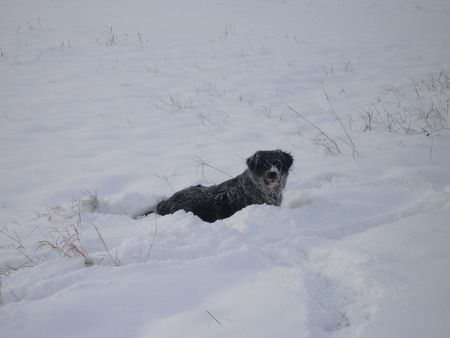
246;151;260;171
281;151;293;171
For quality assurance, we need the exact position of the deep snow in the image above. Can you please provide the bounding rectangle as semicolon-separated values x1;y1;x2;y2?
1;0;450;337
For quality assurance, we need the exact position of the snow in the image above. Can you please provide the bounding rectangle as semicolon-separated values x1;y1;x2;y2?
1;0;450;337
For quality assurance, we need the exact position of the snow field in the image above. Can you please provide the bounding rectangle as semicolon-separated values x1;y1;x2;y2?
1;0;450;337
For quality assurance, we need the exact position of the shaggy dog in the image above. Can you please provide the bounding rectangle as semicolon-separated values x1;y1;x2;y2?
140;150;293;222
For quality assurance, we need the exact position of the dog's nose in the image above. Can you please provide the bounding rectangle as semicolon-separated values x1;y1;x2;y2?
268;171;277;179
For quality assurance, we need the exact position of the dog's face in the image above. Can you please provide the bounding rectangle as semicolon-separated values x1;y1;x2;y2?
246;150;293;190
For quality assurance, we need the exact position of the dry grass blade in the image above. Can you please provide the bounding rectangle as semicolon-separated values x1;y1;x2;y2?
322;88;359;159
93;225;120;266
144;214;158;261
286;105;342;155
150;172;175;191
204;309;222;326
193;155;232;179
0;227;24;248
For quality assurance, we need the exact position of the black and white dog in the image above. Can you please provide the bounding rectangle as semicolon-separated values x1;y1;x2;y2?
141;150;293;222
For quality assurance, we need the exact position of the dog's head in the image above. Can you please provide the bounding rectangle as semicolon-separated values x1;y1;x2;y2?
246;150;293;190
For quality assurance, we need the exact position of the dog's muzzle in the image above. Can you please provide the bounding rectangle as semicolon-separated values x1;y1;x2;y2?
268;171;277;180
264;170;280;185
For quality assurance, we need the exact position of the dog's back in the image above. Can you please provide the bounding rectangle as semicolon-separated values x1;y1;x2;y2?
157;173;257;222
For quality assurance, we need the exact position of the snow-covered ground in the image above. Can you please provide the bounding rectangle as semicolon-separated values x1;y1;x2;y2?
1;0;450;337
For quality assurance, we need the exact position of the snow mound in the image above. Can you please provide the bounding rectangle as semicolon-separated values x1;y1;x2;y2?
95;192;164;218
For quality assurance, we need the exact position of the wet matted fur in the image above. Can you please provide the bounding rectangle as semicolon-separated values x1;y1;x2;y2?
141;150;293;222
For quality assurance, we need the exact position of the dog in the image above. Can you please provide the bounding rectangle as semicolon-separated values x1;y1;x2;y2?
140;150;293;222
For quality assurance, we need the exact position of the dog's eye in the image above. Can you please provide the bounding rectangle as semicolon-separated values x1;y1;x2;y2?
272;161;282;169
261;161;270;170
